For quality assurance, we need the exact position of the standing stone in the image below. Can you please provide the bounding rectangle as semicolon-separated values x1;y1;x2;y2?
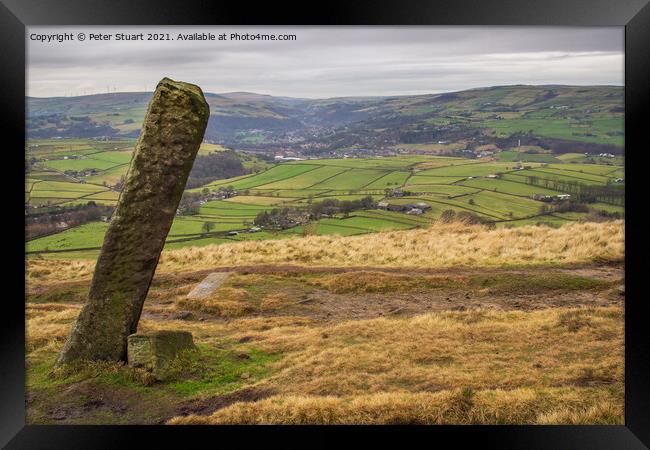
56;78;210;365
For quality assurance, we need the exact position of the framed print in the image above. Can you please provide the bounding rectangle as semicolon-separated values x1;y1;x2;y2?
1;0;649;447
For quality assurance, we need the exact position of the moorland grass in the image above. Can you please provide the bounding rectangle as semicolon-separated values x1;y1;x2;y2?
26;221;624;282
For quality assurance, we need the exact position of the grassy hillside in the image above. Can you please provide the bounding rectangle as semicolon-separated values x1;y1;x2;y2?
24;86;625;426
27;220;624;282
25;221;624;424
27;85;624;151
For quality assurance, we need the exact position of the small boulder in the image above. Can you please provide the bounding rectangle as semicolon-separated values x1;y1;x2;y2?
127;330;195;380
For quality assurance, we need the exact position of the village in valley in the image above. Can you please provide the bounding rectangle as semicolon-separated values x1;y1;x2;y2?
26;135;624;256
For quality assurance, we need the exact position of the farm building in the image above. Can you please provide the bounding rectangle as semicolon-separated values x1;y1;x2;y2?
532;193;571;202
532;194;554;202
378;202;432;214
385;188;406;198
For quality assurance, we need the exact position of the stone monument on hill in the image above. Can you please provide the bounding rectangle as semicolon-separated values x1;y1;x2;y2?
56;78;210;365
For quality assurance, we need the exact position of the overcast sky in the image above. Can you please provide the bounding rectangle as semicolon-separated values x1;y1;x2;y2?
27;26;623;98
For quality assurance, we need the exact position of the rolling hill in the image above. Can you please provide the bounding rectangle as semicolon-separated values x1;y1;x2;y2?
27;85;624;154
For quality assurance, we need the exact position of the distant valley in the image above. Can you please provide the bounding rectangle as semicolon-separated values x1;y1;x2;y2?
27;85;624;158
25;84;625;254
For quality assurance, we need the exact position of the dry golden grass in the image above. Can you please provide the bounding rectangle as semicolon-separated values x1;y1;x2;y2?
309;271;419;293
26;221;624;283
239;307;623;398
26;258;95;282
26;304;81;354
169;387;623;425
259;293;290;312
175;287;253;317
536;402;623;424
165;305;623;425
158;221;623;271
26;294;624;424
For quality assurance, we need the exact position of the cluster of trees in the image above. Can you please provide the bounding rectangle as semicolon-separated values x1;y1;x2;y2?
254;195;376;230
524;175;624;206
177;191;203;216
583;209;624;222
538;201;589;215
309;196;376;218
186;150;250;189
177;186;238;216
26;201;114;239
538;201;623;222
253;208;310;230
384;188;413;197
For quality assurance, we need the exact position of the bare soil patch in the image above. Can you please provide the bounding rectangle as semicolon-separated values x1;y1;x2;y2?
171;385;276;420
29;379;176;424
129;263;624;324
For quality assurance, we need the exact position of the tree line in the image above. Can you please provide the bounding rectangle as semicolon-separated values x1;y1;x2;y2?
185;151;250;189
26;201;114;239
254;196;376;230
524;175;624;206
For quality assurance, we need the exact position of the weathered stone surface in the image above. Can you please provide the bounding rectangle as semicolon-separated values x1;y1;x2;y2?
127;330;195;380
187;272;233;299
56;78;209;365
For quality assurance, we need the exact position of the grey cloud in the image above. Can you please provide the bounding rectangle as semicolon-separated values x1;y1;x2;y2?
27;26;623;98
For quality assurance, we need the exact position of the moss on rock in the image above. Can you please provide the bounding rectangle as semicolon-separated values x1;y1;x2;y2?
127;330;195;380
57;78;210;365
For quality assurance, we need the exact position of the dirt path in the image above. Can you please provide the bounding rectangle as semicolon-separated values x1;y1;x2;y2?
167;261;624;281
137;262;625;324
28;262;625;324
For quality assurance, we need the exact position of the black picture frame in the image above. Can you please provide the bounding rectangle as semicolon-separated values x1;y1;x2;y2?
2;0;648;448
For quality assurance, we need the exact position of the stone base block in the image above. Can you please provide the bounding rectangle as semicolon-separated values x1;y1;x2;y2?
127;330;195;380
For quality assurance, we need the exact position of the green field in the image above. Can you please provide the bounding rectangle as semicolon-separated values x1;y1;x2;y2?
477;117;624;146
496;151;561;163
26;139;272;206
27;151;624;258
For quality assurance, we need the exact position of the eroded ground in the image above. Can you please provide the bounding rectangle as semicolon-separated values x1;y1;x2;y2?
26;262;625;424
